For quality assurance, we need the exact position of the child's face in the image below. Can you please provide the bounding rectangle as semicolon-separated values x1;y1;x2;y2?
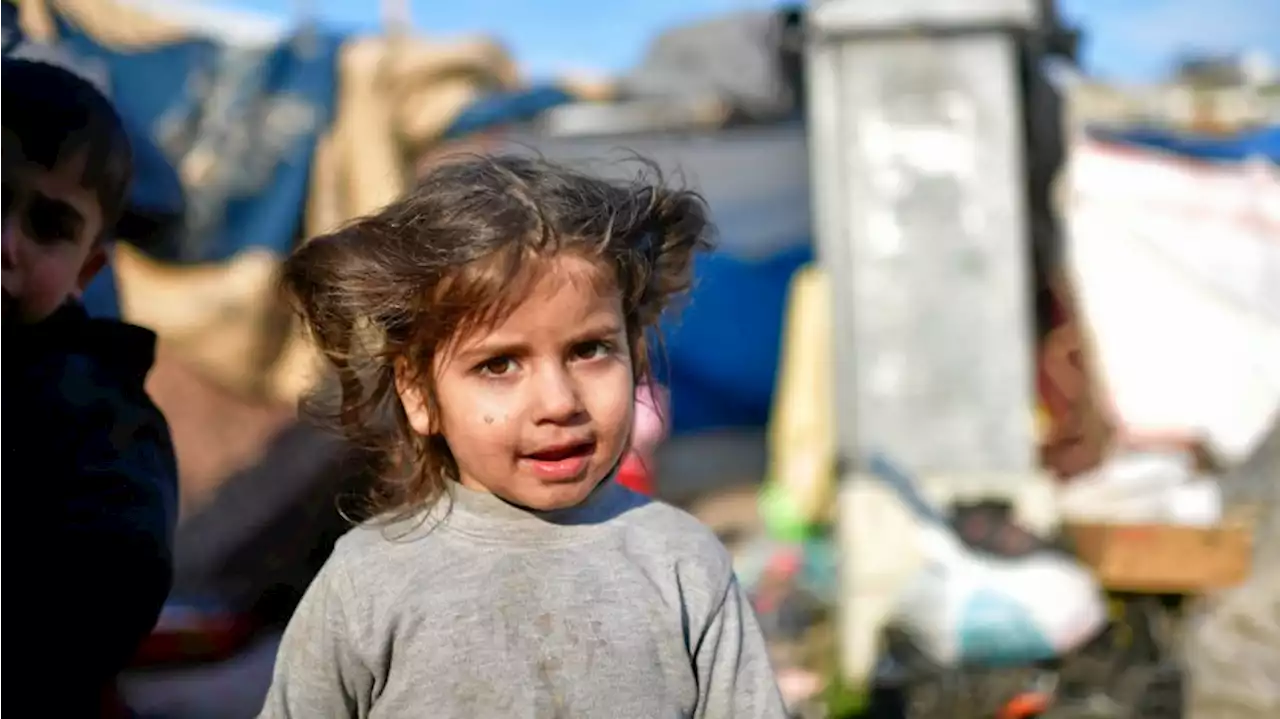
402;254;636;511
2;147;107;323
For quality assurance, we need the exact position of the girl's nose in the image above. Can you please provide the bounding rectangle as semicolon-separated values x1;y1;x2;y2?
532;366;585;425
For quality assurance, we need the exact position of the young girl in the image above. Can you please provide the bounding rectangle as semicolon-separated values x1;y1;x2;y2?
259;155;786;718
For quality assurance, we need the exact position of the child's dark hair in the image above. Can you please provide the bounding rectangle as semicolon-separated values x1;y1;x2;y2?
1;58;134;239
282;154;714;521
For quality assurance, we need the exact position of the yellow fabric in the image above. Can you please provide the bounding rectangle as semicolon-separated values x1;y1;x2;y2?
766;265;837;526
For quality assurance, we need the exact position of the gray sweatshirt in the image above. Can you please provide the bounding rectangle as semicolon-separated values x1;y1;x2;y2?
258;480;787;719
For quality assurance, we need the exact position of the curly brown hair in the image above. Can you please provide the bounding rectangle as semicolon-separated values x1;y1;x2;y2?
282;154;713;521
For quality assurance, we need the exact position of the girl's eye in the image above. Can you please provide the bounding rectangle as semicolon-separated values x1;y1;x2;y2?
477;356;516;377
571;341;611;362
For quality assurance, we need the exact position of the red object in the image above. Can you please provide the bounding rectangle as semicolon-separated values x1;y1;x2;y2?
616;451;654;496
131;605;258;667
998;691;1052;719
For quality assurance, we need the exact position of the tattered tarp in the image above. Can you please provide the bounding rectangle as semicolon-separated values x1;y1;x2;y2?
1066;135;1280;463
52;13;343;265
45;6;578;267
1089;124;1280;165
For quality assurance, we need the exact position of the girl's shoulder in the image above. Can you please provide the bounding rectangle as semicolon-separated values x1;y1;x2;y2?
613;493;736;590
621;495;726;551
321;510;455;582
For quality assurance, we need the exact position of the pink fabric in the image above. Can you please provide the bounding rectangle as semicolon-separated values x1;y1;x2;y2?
632;383;669;457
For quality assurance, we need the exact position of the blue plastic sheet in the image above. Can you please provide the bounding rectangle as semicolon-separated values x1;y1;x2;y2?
443;85;574;139
1090;124;1280;165
55;16;342;264
659;245;812;435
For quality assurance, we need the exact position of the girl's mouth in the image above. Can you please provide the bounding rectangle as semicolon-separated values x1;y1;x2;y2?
522;442;595;482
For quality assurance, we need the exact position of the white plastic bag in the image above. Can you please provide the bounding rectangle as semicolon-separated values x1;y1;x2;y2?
871;455;1107;667
1058;451;1224;525
892;521;1106;667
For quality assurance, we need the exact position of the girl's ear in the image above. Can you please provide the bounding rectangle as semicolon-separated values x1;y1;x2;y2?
395;357;435;436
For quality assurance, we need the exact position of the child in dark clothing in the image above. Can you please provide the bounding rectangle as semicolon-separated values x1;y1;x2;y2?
3;57;179;715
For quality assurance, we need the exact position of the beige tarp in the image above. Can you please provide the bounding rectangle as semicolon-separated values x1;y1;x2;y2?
19;0;542;404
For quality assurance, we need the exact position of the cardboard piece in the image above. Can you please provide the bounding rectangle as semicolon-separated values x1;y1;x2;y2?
1066;520;1253;593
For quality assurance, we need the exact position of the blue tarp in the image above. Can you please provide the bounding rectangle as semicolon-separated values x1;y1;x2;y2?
1090;124;1280;165
54;11;576;267
443;86;575;140
51;19;340;320
659;245;812;435
45;13;577;318
56;17;344;265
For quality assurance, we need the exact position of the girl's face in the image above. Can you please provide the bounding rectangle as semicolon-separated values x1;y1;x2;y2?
401;254;636;511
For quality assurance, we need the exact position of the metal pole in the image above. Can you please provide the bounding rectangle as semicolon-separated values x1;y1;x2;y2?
806;0;1059;683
